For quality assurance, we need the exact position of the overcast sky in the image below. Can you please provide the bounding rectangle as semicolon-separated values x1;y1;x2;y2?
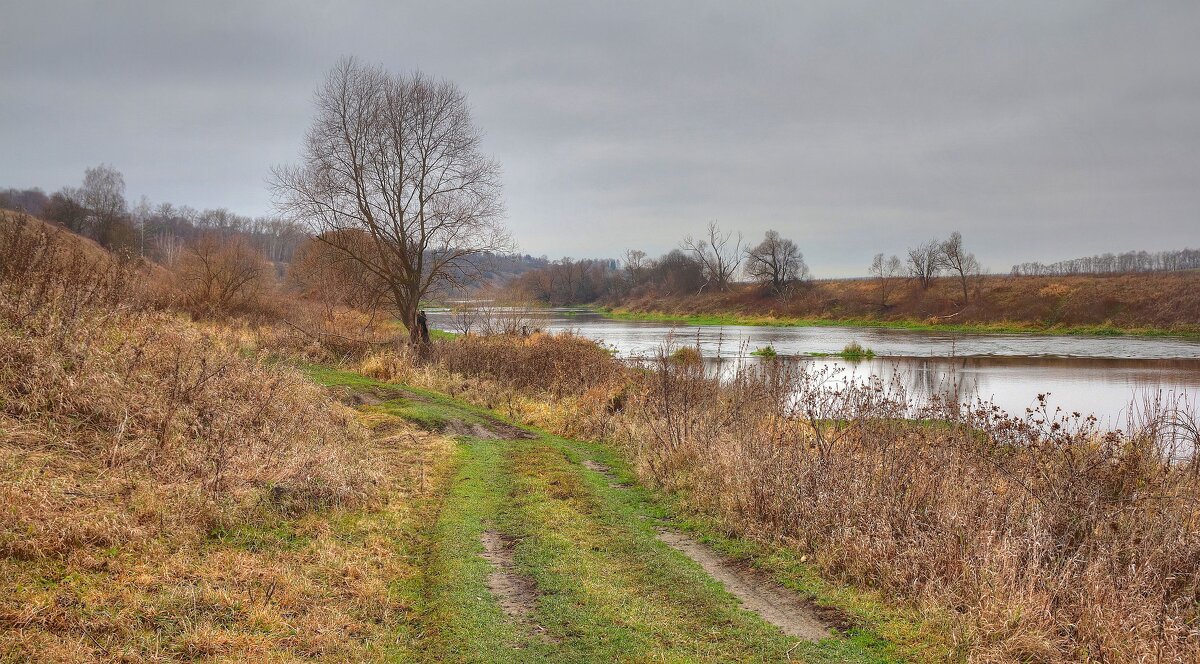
2;1;1198;276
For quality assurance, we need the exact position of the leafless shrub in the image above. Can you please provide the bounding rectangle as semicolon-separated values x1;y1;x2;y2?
432;331;619;398
173;233;276;319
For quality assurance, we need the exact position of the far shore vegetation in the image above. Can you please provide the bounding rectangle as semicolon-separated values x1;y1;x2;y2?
596;306;1200;338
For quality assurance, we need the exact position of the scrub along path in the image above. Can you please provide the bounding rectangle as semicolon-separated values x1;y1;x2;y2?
306;366;926;662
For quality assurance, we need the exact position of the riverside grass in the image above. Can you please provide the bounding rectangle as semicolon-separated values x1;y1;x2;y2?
599;307;1200;338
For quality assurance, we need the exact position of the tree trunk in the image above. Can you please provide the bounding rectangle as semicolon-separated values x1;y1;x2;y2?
404;305;422;346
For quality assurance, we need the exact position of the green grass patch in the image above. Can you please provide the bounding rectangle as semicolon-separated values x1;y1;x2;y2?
208;521;309;552
297;363;384;391
371;399;454;430
299;362;494;432
420;437;534;661
751;345;778;357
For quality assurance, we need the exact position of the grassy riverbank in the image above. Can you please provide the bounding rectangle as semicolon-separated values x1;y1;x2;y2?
558;271;1200;338
599;307;1200;338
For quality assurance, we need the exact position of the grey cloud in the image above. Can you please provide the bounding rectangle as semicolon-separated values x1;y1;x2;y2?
2;0;1198;275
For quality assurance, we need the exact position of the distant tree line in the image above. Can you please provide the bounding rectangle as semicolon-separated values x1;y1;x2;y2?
512;223;810;305
1;165;305;266
1011;249;1200;276
514;224;989;307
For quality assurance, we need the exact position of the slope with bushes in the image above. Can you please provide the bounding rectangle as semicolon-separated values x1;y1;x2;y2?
0;213;407;659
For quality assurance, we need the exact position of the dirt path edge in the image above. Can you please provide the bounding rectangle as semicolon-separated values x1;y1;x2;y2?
656;530;847;641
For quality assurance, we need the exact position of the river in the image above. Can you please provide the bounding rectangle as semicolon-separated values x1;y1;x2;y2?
426;308;1200;427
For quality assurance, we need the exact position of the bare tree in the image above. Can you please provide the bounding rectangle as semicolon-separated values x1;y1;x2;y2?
906;239;941;290
868;253;904;308
745;230;807;294
682;221;742;292
42;190;89;234
80;164;127;222
623;248;648;276
73;164;136;250
271;57;508;345
938;231;980;304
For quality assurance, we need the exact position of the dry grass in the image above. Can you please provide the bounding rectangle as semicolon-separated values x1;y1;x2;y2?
0;212;430;660
352;332;629;440
0;398;451;661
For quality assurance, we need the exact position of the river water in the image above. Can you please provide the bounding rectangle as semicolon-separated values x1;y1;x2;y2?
426;308;1200;426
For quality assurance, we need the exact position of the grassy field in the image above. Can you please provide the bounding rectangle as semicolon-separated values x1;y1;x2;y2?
10;211;1188;660
301;365;942;662
0;366;453;661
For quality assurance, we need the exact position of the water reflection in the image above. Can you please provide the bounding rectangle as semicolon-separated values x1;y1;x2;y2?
425;308;1200;422
705;355;1200;427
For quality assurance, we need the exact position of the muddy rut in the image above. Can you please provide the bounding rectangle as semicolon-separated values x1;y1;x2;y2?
479;531;537;617
479;530;556;642
656;531;837;641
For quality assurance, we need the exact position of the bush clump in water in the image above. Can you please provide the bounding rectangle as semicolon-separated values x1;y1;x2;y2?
669;346;703;366
839;341;875;360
